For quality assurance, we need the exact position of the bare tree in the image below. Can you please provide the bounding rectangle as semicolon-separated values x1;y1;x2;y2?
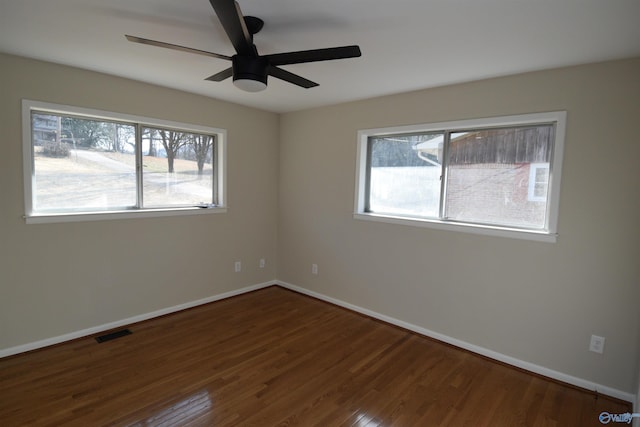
61;116;112;148
191;134;214;176
114;124;135;153
157;129;188;173
143;128;157;156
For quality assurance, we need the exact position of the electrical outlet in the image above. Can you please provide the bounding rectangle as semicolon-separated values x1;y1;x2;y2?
259;258;265;268
589;335;605;354
234;261;241;273
311;263;318;275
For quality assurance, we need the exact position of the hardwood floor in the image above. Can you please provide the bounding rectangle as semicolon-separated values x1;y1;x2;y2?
0;286;631;426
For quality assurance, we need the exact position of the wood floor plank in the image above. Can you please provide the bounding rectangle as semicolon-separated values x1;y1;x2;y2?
0;286;631;426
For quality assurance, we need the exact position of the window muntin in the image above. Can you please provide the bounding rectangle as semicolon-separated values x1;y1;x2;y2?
23;100;226;222
355;112;566;241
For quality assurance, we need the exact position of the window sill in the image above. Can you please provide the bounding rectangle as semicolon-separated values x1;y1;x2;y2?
24;206;227;224
353;212;557;243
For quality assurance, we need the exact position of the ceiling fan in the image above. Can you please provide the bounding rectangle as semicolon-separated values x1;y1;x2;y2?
126;0;362;92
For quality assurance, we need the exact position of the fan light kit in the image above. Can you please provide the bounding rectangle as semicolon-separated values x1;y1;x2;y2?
126;0;362;92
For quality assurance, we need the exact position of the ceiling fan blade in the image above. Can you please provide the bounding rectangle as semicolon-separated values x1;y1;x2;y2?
265;45;361;66
269;66;318;89
205;67;233;81
209;0;255;56
125;35;231;60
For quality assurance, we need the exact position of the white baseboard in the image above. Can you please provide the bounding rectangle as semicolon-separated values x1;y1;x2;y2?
0;281;274;358
276;280;636;404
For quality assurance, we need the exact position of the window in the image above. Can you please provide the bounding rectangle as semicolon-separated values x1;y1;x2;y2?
355;112;566;242
23;100;226;223
528;163;549;202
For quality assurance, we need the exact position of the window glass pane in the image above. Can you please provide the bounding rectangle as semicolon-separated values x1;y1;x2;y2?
444;126;553;229
32;113;136;211
141;127;214;207
368;133;443;217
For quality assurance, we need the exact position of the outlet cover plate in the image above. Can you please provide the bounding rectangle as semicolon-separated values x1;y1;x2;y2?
589;335;605;354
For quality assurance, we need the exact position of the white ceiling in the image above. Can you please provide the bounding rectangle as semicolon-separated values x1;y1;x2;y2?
2;0;640;113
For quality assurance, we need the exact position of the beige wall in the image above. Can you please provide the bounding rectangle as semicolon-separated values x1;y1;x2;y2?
0;53;279;349
278;58;640;394
2;51;639;398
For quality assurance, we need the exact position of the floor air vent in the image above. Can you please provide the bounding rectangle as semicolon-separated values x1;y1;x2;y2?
95;329;132;343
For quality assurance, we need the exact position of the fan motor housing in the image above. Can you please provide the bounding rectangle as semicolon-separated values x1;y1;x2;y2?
232;55;268;86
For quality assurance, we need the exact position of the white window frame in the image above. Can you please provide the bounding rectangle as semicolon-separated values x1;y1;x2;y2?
22;99;227;224
354;111;566;242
